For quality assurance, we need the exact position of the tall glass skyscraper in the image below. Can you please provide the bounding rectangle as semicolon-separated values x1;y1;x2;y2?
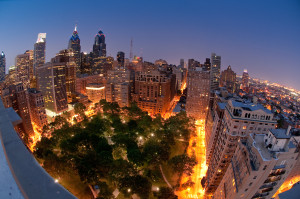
210;52;221;92
93;30;106;58
68;25;81;74
33;33;46;77
117;51;125;67
0;51;6;82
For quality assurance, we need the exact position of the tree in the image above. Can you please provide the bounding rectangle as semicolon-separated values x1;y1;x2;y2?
155;187;178;199
96;181;114;199
74;102;87;118
118;175;152;199
169;154;197;176
143;140;170;165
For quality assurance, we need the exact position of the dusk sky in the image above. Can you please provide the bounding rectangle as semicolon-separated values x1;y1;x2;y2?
0;0;299;90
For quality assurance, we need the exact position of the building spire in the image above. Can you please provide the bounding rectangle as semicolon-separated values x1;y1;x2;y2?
74;24;77;32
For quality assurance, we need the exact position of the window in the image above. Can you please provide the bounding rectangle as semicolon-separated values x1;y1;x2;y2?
263;165;267;170
244;189;248;192
249;182;253;186
253;176;257;179
243;126;247;130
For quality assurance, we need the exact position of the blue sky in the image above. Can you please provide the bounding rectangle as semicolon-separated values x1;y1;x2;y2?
0;0;299;90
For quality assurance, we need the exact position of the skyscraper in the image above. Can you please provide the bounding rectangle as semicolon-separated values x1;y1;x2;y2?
68;25;81;74
37;57;68;115
180;59;185;68
220;65;236;93
186;67;210;120
117;51;125;67
33;33;46;79
213;129;298;199
15;50;33;89
0;51;6;82
241;69;250;93
204;99;276;195
93;30;106;58
210;53;221;92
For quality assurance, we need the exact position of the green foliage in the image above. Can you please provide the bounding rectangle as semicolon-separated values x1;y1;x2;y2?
155;187;178;199
118;175;152;199
143;140;170;165
169;154;197;176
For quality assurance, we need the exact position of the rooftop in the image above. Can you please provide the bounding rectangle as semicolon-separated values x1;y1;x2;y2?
0;99;76;199
270;129;291;139
231;100;272;114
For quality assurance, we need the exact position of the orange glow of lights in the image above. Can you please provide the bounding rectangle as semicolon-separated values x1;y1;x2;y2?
29;122;42;151
273;175;300;198
176;120;207;199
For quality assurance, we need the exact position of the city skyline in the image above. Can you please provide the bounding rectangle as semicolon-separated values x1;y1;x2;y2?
0;0;299;90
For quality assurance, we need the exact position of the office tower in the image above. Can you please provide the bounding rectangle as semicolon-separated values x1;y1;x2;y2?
93;30;106;58
188;59;201;71
180;58;184;68
36;60;68;115
75;74;105;95
220;65;236;93
86;83;105;104
106;67;131;107
186;67;210;120
33;33;46;76
92;56;114;76
15;50;34;89
80;52;92;74
173;66;186;91
241;69;250;93
117;51;125;67
1;83;34;137
0;51;6;82
204;99;276;195
68;25;81;74
28;88;48;131
210;53;221;92
203;58;211;72
52;49;77;103
132;70;173;116
213;129;298;199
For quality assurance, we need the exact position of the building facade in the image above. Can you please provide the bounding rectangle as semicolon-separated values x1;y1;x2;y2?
210;53;221;92
241;69;250;93
93;30;106;58
68;25;81;74
15;50;33;89
0;51;5;82
220;65;236;94
205;99;277;195
213;129;298;199
33;33;46;77
186;67;210;120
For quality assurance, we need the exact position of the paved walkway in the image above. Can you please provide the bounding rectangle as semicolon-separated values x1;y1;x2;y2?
159;164;172;188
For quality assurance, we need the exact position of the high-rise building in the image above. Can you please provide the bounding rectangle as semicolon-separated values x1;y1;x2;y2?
117;51;125;67
0;51;6;82
186;67;210;120
28;88;48;131
213;129;298;199
210;53;221;92
204;99;277;195
133;70;174;116
37;59;68;115
1;83;34;138
15;50;34;89
86;83;105;104
33;33;46;76
68;25;81;74
93;30;106;58
180;58;185;68
52;49;77;103
241;69;250;93
203;58;211;72
92;56;114;76
220;65;236;93
106;67;131;107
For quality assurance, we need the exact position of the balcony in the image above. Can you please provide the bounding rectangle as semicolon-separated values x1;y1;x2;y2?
259;182;277;189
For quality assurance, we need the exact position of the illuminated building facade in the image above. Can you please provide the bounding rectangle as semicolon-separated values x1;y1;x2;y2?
75;74;105;95
68;25;81;74
210;53;221;92
0;51;6;82
117;51;125;67
37;62;68;114
33;33;46;76
92;56;113;76
213;129;298;199
205;99;276;195
132;70;173;116
186;67;210;120
93;30;106;58
241;69;250;93
106;67;131;107
28;88;48;130
1;83;34;137
86;83;105;104
15;50;33;89
52;49;77;103
220;65;236;93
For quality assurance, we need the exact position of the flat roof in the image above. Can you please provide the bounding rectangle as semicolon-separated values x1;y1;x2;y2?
270;129;291;139
231;100;272;114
